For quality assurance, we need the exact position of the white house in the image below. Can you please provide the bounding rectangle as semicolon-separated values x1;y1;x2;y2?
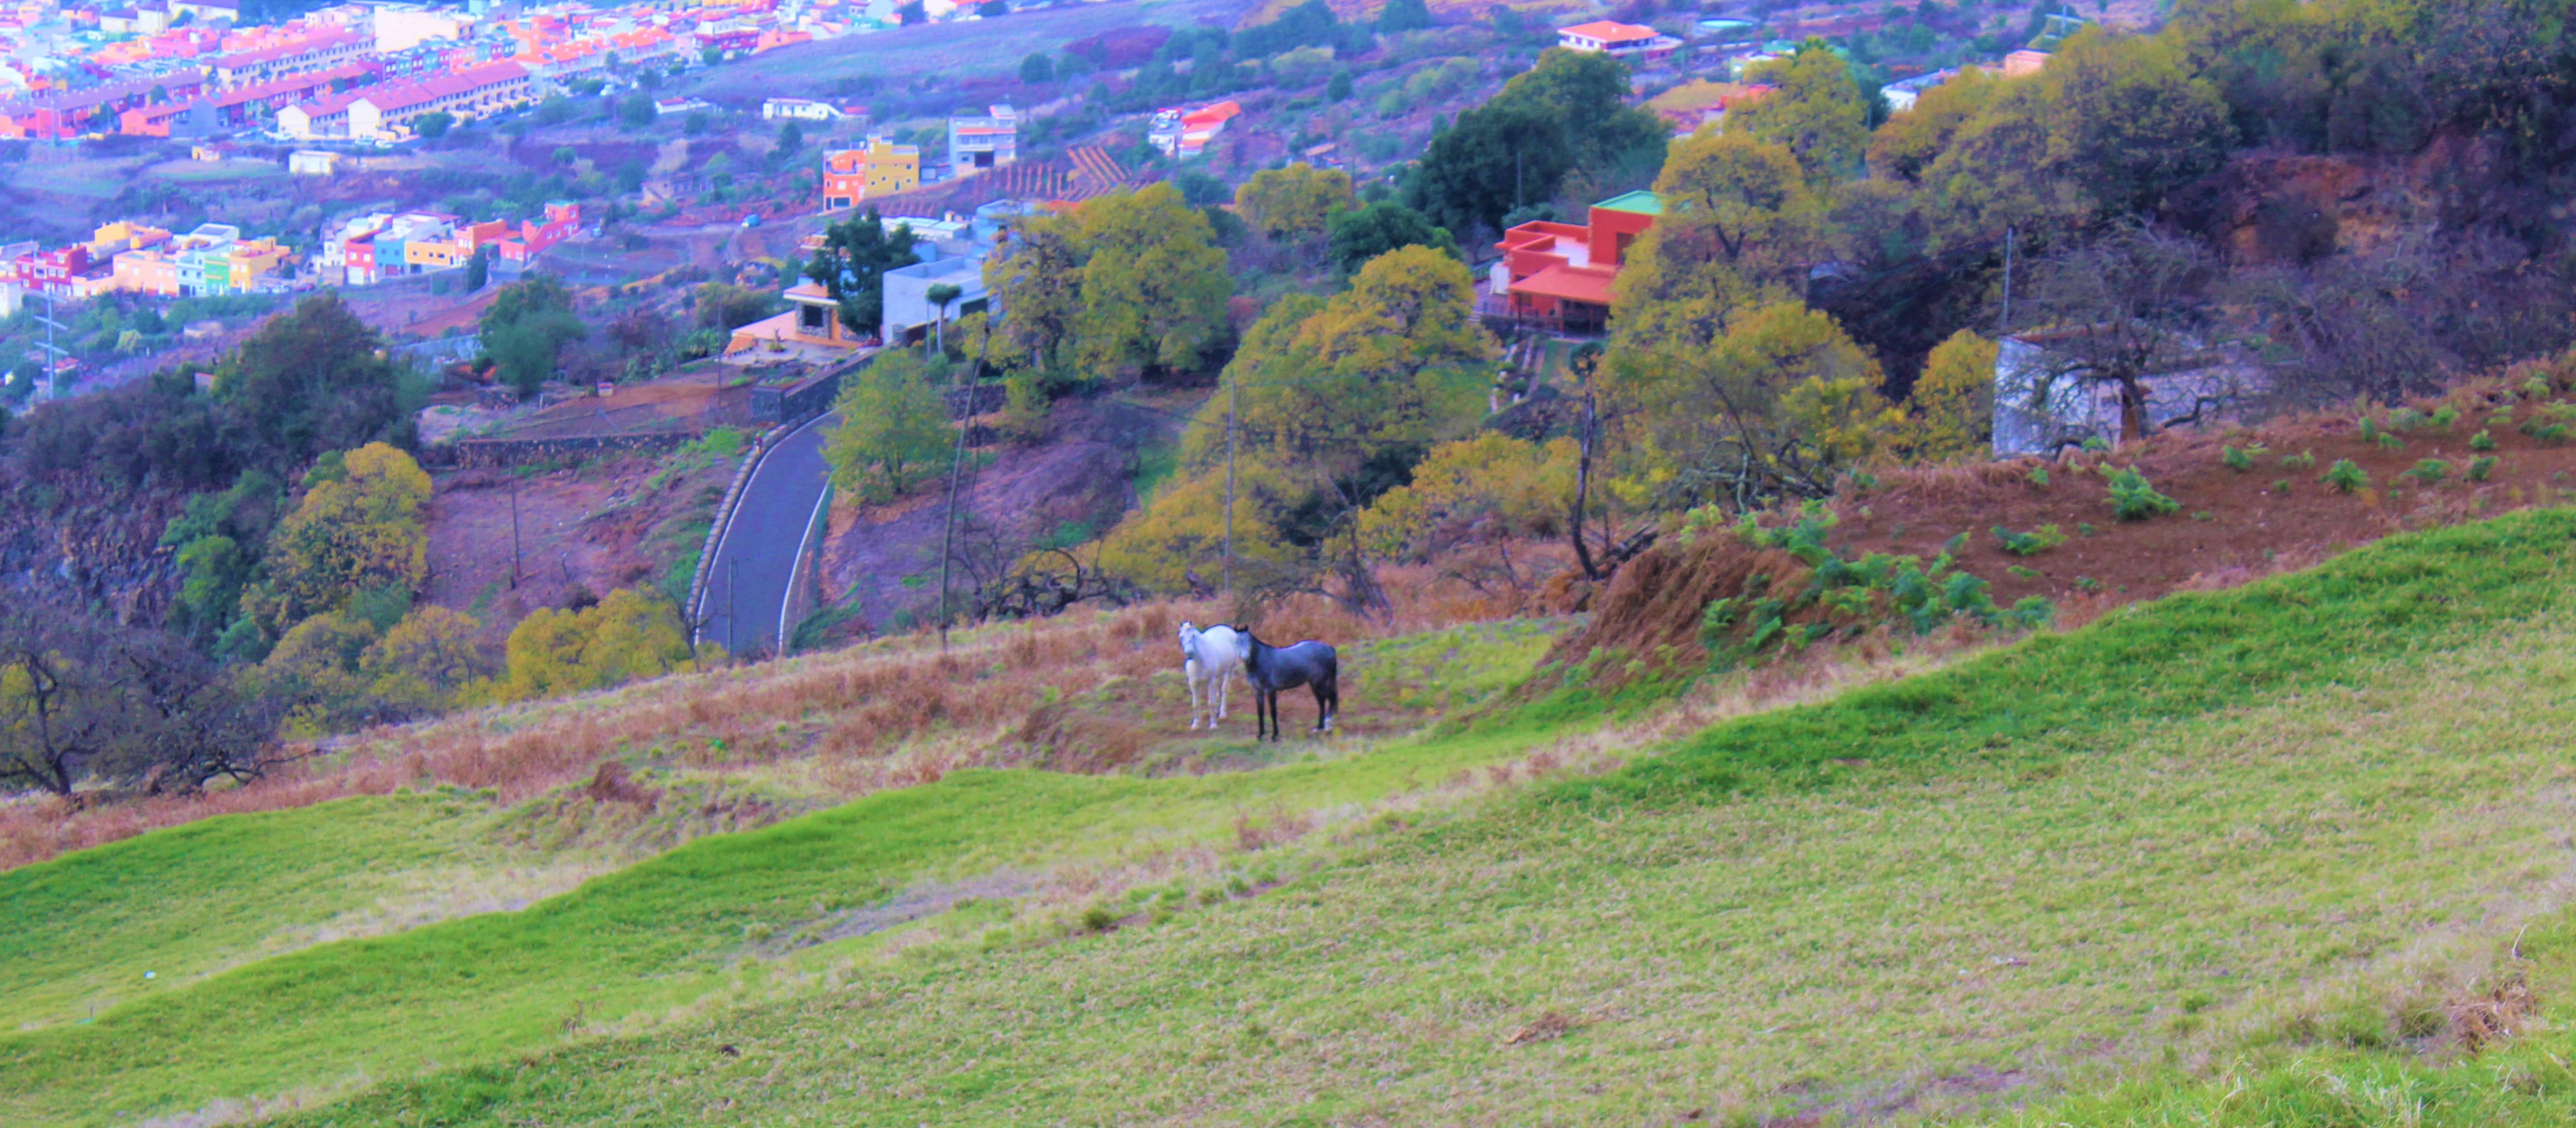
762;97;847;121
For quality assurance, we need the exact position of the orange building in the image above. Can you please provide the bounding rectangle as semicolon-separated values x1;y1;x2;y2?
1488;191;1661;333
821;138;918;210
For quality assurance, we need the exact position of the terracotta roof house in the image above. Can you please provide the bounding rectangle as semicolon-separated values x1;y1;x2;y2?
1484;190;1661;334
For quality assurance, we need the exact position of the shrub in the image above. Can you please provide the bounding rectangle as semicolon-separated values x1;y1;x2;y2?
2281;450;2317;470
1991;524;2067;556
2357;416;2380;442
2270;478;2290;494
2220;445;2252;471
2105;467;2180;521
2026;465;2049;488
2321;459;2368;493
2401;458;2449;485
2431;405;2459;430
2468;455;2499;482
2535;423;2571;445
2376;433;2406;451
2470;428;2497;451
1079;907;1118;932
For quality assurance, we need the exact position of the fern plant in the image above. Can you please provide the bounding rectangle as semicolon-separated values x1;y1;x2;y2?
2401;459;2450;486
2322;459;2369;493
2470;429;2497;452
2468;456;2499;483
2105;467;2181;521
2281;450;2317;470
1991;524;2068;556
2221;445;2253;471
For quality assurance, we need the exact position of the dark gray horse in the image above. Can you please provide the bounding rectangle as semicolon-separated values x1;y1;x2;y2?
1236;627;1339;741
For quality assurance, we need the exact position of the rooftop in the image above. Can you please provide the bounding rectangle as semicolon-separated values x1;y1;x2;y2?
1593;189;1663;216
1558;20;1660;42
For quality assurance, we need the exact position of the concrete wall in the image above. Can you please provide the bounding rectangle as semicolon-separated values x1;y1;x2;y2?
440;431;696;469
879;256;987;344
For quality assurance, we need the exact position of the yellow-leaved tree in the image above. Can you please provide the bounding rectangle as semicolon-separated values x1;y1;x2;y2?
1357;434;1578;562
1102;246;1496;599
1897;329;1998;464
1603;301;1898;509
475;589;696;703
255;442;432;629
1234;162;1355;242
1611;130;1826;353
1069;185;1234;378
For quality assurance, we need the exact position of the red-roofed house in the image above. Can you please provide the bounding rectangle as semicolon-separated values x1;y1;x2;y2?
0;69;207;139
212;28;369;88
1147;100;1240;158
1556;20;1680;62
346;61;530;139
1485;190;1661;334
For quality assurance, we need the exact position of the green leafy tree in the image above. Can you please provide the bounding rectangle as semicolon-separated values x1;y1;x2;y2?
983;214;1086;374
1404;99;1572;237
462;246;490;292
618;93;656;128
808;208;922;338
479;274;588;398
414;111;455;139
1376;0;1432;32
1489;47;1668;175
1730;41;1871;182
1325;200;1458;275
823;350;954;503
1326;70;1353;102
213;293;408;467
775;119;803;155
1020;52;1055;83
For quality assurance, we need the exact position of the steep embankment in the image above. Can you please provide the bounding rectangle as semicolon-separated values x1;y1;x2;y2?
13;509;2576;1124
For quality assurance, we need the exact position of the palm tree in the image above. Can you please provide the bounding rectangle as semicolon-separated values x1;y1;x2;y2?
924;282;963;356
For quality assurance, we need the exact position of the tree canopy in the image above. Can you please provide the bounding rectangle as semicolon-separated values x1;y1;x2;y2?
807;209;923;339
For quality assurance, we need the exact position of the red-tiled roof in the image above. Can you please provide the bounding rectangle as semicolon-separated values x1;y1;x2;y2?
1509;263;1617;306
354;61;527;114
1559;20;1660;42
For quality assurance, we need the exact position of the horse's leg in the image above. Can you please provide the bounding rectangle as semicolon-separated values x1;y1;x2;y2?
1186;659;1203;729
1213;666;1229;723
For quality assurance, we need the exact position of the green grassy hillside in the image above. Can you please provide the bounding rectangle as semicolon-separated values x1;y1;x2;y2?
0;791;557;1034
15;512;2576;1125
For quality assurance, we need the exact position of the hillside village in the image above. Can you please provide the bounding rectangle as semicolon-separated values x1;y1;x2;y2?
10;0;2576;1125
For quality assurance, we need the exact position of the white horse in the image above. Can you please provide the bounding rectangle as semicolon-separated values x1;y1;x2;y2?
1178;621;1250;730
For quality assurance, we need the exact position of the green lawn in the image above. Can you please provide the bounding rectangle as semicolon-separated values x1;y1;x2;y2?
18;511;2576;1125
0;790;562;1034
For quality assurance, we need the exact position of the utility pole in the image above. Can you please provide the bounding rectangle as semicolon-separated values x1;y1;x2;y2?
508;474;522;589
1999;224;2017;336
1223;373;1237;597
31;291;67;402
935;327;994;652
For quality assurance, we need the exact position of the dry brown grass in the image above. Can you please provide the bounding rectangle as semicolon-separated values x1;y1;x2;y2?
1;546;1580;875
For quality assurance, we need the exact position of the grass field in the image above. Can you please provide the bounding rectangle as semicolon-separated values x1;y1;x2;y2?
0;510;2565;1124
0;791;602;1035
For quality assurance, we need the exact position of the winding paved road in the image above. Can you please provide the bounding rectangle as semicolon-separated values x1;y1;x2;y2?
695;409;837;657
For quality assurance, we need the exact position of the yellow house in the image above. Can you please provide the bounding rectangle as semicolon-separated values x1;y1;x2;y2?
821;138;919;210
406;236;467;270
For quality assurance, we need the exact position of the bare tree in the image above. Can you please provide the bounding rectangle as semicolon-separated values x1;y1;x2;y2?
2020;222;2220;440
2235;230;2575;410
0;600;273;799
